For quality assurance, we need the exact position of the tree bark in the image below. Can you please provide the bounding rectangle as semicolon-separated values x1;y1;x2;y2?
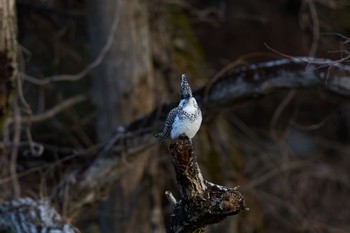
87;0;155;232
0;0;17;139
166;136;247;233
0;198;79;233
88;0;153;140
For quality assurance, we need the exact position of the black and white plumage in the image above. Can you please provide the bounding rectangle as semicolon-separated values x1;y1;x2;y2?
156;75;202;143
180;74;192;99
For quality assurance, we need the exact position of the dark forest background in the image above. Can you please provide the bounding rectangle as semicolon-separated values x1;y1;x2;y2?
1;0;350;232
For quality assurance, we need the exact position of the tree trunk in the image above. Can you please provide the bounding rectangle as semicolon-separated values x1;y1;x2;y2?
0;0;20;201
87;0;156;232
0;0;17;138
88;0;154;140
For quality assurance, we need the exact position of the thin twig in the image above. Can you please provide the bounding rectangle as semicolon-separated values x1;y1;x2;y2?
0;143;101;186
289;115;331;131
242;160;311;190
204;52;280;103
264;43;350;66
269;90;297;140
21;0;121;86
10;99;21;198
6;95;87;125
306;0;320;57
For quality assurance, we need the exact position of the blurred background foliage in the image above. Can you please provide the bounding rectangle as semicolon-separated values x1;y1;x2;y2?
4;0;350;232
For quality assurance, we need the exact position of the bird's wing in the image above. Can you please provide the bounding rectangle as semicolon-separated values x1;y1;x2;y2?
163;107;179;138
156;107;178;143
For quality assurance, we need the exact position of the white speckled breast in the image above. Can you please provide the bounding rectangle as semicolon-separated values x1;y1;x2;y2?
170;98;202;139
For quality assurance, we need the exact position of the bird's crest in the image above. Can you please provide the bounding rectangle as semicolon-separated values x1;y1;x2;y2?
180;74;192;99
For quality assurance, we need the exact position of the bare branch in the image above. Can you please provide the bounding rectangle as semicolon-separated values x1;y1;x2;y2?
6;95;87;125
26;57;350;214
10;99;21;198
21;0;121;86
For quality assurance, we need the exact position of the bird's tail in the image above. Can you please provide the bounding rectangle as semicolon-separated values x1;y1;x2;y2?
155;133;165;144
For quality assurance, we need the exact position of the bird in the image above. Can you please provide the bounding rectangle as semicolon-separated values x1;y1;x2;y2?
156;74;202;143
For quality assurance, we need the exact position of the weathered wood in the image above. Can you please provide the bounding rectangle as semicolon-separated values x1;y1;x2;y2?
0;198;79;233
167;136;248;233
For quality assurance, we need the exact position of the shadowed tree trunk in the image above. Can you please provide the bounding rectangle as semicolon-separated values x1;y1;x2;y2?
0;0;20;201
87;0;158;232
0;0;17;139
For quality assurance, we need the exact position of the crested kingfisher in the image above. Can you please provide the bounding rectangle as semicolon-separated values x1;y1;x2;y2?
156;74;202;143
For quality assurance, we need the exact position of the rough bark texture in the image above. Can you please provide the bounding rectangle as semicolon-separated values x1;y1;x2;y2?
0;198;79;233
0;0;17;137
166;136;247;233
49;57;350;215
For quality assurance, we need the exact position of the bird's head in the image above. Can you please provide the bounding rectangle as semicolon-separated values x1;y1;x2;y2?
180;74;192;99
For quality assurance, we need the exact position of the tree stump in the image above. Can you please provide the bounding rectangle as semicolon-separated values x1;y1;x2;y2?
166;135;248;233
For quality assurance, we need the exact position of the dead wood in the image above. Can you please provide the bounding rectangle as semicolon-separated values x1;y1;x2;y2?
166;136;248;233
0;198;79;233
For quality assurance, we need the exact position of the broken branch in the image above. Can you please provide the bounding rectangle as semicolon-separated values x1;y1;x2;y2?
166;136;248;233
